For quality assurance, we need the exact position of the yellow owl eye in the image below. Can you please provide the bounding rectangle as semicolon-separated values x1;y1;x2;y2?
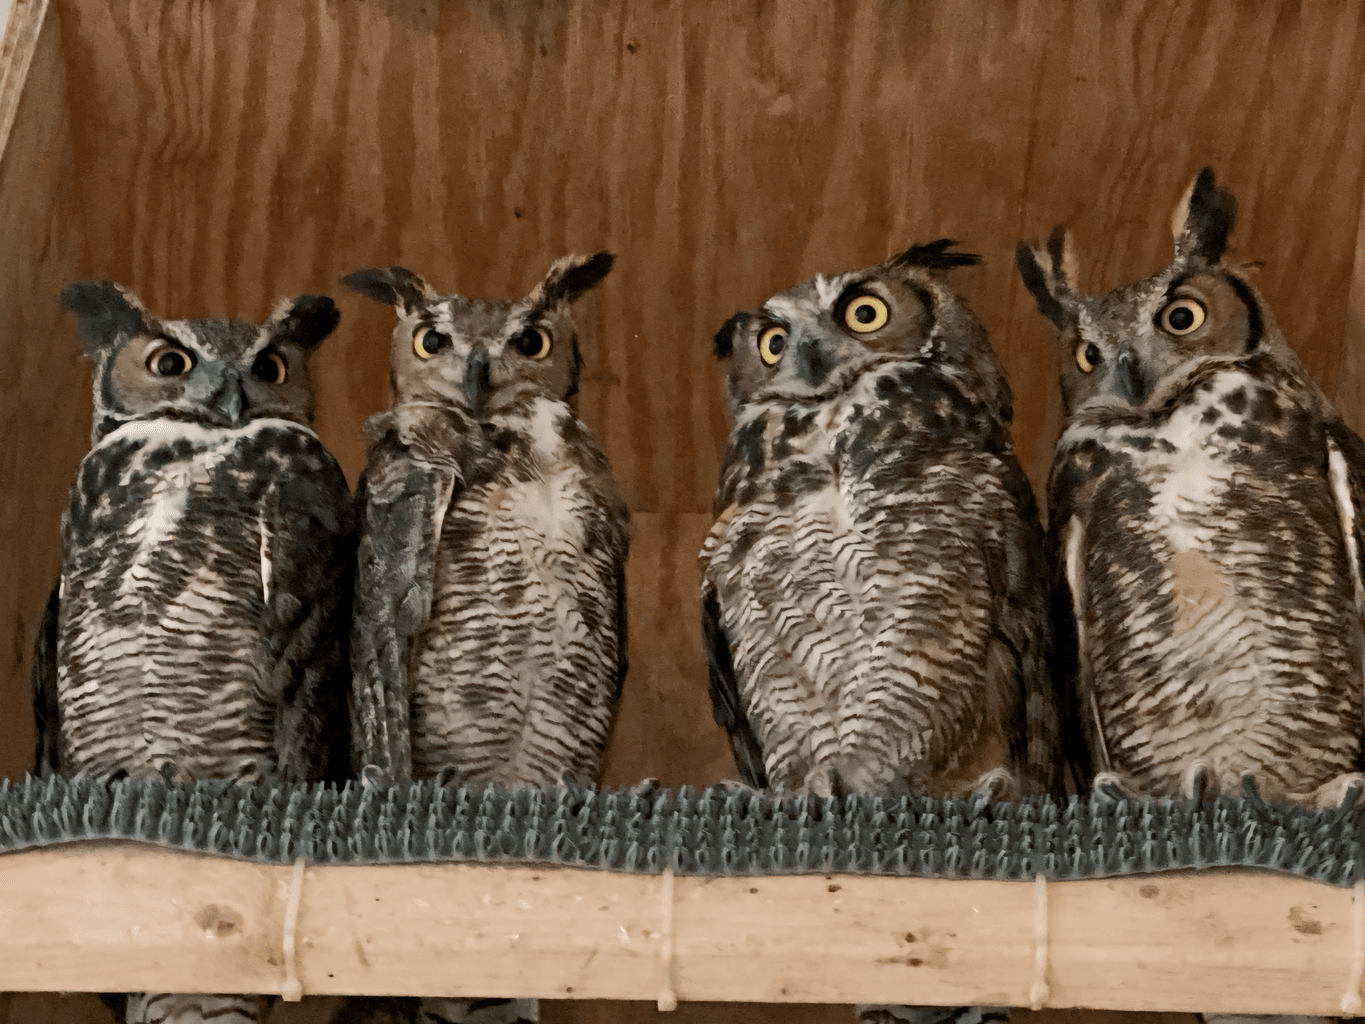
512;326;552;360
843;295;889;333
145;344;195;377
413;326;450;359
1076;342;1101;374
758;326;787;366
1159;298;1206;335
251;349;288;385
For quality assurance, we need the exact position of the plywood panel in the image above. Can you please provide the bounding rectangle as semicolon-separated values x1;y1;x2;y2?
600;512;737;787
0;0;89;782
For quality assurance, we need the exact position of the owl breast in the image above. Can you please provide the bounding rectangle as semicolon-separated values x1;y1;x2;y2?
705;361;1029;794
57;418;319;781
1066;361;1363;799
408;399;624;786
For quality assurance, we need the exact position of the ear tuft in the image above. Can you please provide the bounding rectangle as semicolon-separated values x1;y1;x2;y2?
59;281;153;358
341;266;433;311
713;311;748;360
536;251;615;306
1015;233;1073;330
887;239;982;273
1172;167;1237;264
266;294;341;350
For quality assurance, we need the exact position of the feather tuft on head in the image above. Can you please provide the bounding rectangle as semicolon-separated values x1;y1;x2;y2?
886;239;982;273
342;266;433;312
60;281;154;358
712;311;749;360
1172;167;1238;264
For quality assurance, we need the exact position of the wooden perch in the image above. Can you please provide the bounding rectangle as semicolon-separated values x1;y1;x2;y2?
0;843;1358;1014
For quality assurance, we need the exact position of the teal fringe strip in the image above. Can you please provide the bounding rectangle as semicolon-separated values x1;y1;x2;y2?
0;775;1359;885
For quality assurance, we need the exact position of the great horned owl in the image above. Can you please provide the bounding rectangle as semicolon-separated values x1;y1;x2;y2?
31;283;354;1024
700;241;1060;801
1018;167;1365;807
343;253;628;793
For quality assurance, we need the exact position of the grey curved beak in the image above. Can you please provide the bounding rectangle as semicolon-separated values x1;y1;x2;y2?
1114;350;1149;406
208;369;248;427
794;335;832;388
464;344;491;415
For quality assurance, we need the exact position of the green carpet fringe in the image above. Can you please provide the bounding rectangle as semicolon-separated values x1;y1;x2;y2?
0;774;1360;885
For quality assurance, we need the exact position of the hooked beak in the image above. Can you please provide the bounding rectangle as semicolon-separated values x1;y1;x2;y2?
1114;349;1150;406
794;334;832;388
208;368;248;427
464;344;491;415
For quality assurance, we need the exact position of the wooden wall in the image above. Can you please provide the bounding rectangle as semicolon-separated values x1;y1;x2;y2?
2;0;1365;1020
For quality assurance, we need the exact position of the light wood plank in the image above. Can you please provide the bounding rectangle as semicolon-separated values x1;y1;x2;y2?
0;846;1356;1016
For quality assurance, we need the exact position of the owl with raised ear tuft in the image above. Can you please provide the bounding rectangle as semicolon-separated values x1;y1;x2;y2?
343;252;629;794
1018;167;1365;807
31;282;355;1024
700;240;1061;802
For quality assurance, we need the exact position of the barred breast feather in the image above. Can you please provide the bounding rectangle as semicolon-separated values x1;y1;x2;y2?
702;360;1053;797
52;417;353;782
353;398;629;787
1051;354;1365;801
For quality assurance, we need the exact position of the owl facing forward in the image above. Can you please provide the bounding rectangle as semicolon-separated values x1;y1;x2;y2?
701;241;1060;800
344;253;629;791
31;283;353;1024
1018;168;1365;806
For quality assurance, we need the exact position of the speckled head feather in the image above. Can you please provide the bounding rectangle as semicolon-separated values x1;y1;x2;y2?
1020;169;1365;806
343;253;612;418
1016;167;1313;418
711;240;1006;421
60;282;339;442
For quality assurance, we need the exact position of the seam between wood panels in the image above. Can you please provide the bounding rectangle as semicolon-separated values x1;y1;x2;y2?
0;0;51;165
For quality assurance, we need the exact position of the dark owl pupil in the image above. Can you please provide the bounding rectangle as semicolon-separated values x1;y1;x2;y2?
157;352;186;375
423;331;448;354
252;352;281;382
767;335;785;355
854;303;876;324
514;330;541;356
1085;344;1101;366
1168;306;1194;331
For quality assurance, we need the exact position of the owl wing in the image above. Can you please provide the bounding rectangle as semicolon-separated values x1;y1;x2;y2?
262;439;357;783
700;577;768;789
30;582;61;777
981;452;1064;799
1045;440;1107;794
351;432;460;784
1325;420;1365;661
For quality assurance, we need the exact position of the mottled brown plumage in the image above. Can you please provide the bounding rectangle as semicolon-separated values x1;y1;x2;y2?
702;242;1060;800
1019;168;1365;806
345;255;629;790
34;283;353;1024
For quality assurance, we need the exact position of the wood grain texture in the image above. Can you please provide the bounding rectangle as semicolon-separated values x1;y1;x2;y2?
0;847;1351;1014
0;0;89;782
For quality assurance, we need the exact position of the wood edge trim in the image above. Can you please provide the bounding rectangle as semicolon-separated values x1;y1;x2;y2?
0;0;52;165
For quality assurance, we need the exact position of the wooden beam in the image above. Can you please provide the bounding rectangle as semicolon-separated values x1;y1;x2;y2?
0;844;1356;1014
